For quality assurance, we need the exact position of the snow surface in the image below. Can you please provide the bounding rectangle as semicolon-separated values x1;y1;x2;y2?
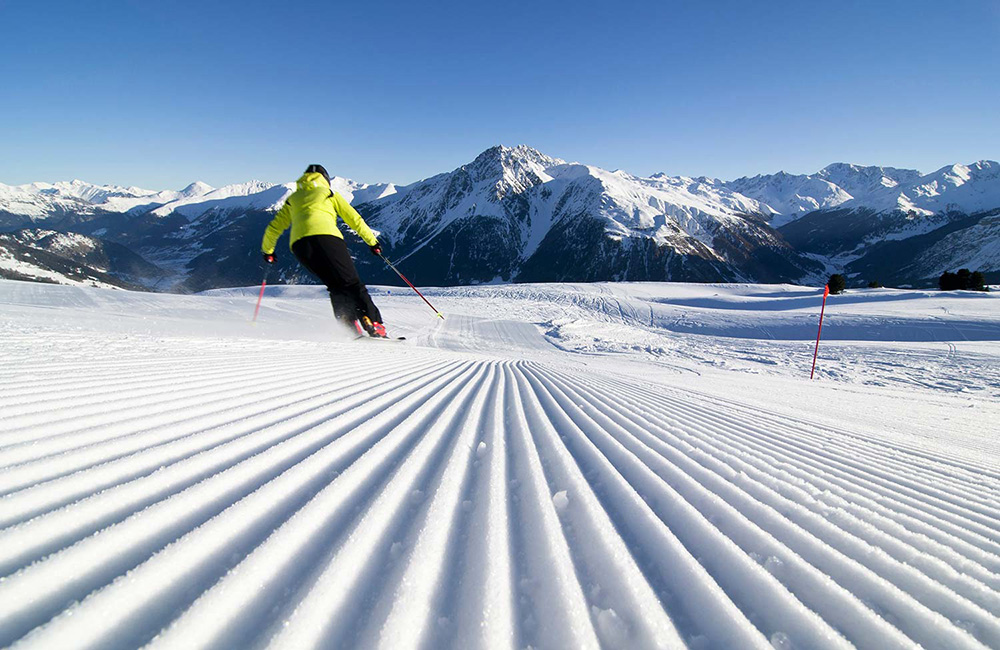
0;175;396;223
6;154;997;233
149;181;286;218
0;180;215;218
725;160;1000;224
0;246;120;290
917;215;1000;274
364;145;775;274
1;279;998;649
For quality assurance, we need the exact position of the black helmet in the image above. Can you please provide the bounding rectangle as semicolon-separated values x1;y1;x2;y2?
305;164;330;182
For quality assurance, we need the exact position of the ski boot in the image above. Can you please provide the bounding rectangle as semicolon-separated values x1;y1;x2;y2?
360;315;388;338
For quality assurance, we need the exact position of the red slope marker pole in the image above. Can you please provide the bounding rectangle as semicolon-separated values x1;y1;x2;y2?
379;253;445;320
810;284;830;379
252;268;269;323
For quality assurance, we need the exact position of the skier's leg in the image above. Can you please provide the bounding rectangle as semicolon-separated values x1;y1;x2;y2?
292;235;386;331
348;283;383;323
292;235;357;327
328;291;359;327
315;236;385;325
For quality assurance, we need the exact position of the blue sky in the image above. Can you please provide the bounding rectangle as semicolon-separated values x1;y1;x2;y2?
1;0;997;188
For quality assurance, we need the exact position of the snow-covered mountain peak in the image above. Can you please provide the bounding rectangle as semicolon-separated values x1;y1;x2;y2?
586;168;771;246
723;172;852;226
722;159;1000;226
149;180;286;218
817;162;922;196
886;160;1000;216
925;161;999;187
482;144;563;168
0;180;165;219
468;145;566;190
214;180;276;197
967;160;1000;175
328;177;398;205
180;181;214;198
958;160;1000;187
3;149;999;291
47;180;159;204
358;146;814;286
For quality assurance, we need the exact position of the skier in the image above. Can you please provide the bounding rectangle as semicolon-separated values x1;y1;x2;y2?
261;164;388;338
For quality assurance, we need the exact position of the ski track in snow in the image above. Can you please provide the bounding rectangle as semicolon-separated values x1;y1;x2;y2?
1;283;999;649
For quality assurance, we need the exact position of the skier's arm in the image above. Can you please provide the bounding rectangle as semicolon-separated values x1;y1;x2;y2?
331;192;378;247
261;201;292;254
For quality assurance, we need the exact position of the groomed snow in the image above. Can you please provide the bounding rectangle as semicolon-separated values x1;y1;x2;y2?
0;279;998;649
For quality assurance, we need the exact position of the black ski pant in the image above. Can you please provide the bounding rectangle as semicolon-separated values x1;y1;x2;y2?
291;234;383;326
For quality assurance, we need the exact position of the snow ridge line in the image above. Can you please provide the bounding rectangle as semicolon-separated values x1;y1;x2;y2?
556;366;1000;552
0;347;310;392
0;360;460;572
512;363;753;649
0;352;385;447
634;375;1000;481
544;367;1000;609
0;357;442;496
525;364;997;648
0;360;354;459
0;351;334;411
0;358;342;426
148;362;493;649
1;347;996;649
550;366;1000;575
433;361;515;649
518;364;891;648
0;359;478;648
274;363;502;649
644;396;1000;556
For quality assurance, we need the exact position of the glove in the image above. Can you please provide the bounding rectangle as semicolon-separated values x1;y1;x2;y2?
369;242;382;256
262;252;276;264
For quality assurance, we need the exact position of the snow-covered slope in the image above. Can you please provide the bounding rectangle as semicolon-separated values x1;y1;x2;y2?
722;173;853;227
896;213;1000;276
726;161;1000;283
816;163;922;200
0;229;164;289
1;278;998;649
3;151;998;291
355;145;816;286
142;177;397;220
0;179;216;222
0;176;396;224
148;181;286;218
0;175;401;292
333;177;398;205
726;160;1000;223
368;145;766;255
872;161;1000;217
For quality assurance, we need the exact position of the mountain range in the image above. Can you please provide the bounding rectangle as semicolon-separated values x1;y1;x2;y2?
1;146;997;292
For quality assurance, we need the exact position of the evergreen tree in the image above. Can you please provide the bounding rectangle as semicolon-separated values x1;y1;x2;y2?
940;269;989;291
828;274;846;295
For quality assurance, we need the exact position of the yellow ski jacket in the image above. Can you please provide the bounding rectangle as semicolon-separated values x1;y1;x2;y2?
261;171;378;254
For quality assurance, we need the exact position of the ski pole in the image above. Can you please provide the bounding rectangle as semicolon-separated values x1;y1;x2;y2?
810;284;830;379
379;253;444;319
252;267;270;323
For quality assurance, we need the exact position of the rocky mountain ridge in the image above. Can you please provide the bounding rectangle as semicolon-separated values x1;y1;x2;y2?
1;147;997;291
